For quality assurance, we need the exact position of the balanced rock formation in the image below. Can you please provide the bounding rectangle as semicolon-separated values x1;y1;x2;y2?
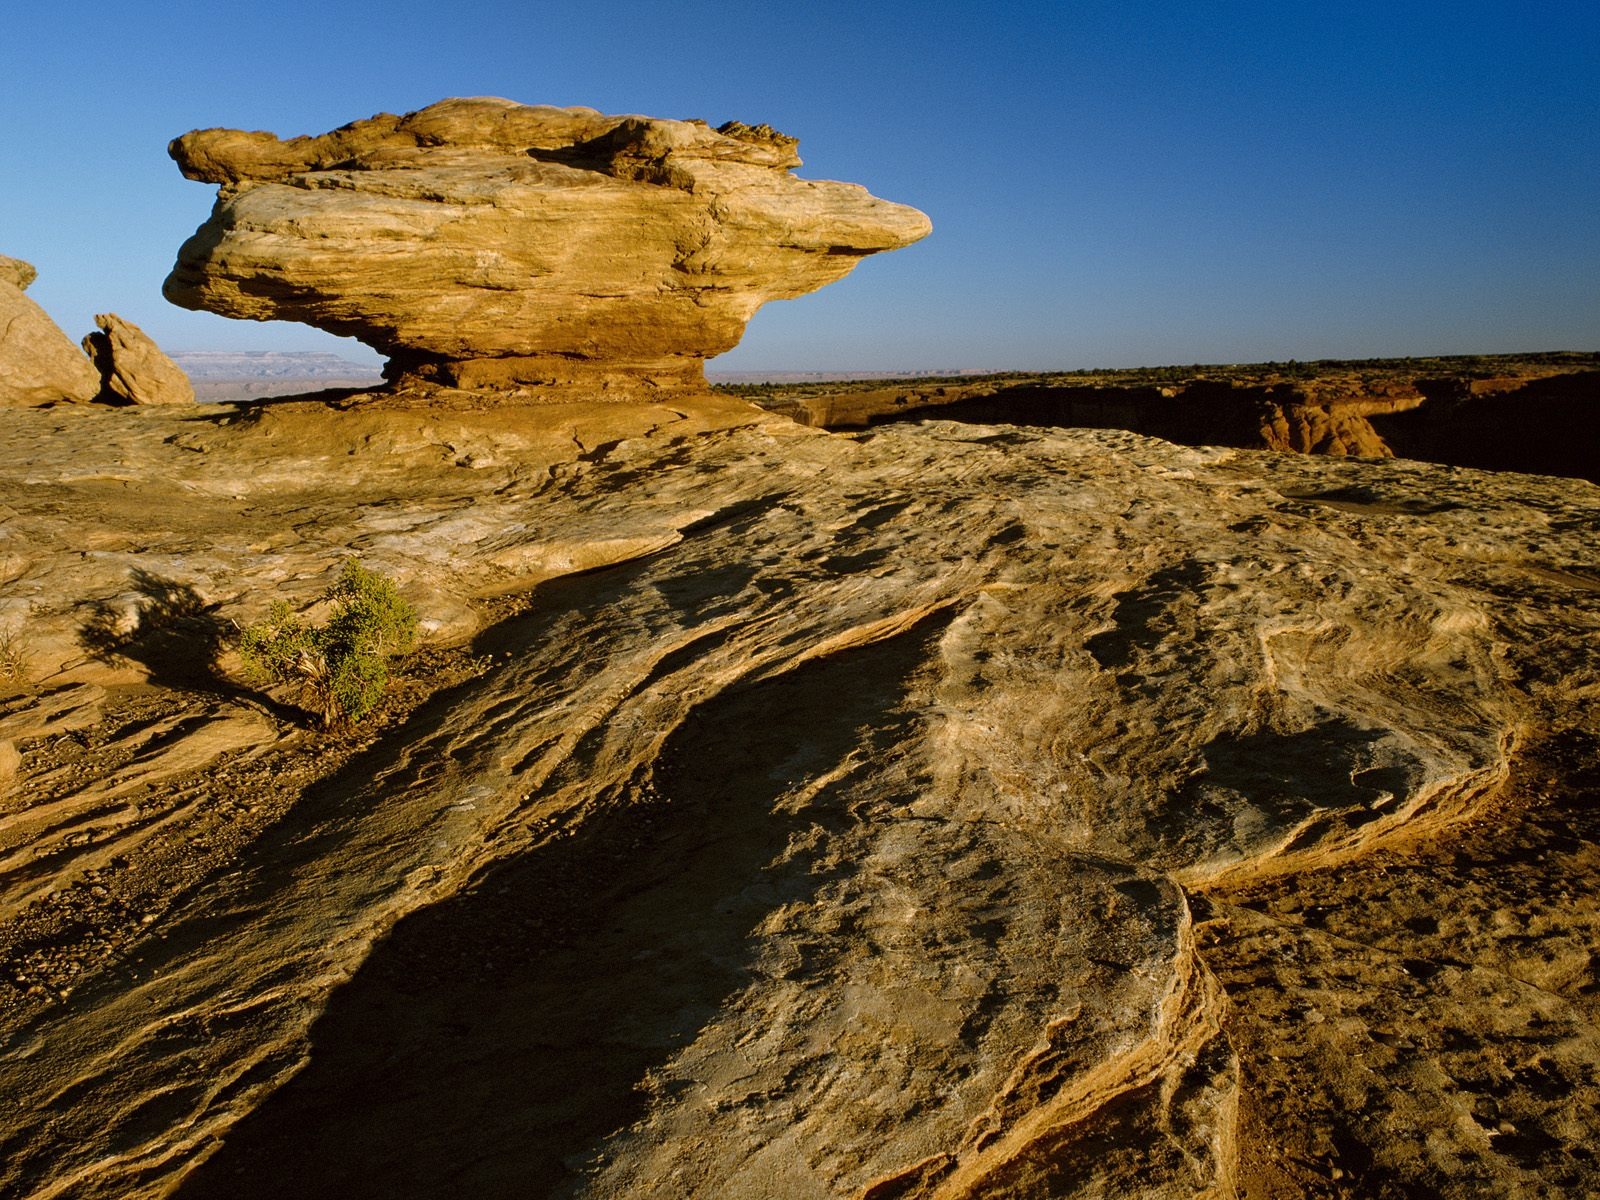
164;98;932;398
81;313;195;405
0;256;101;407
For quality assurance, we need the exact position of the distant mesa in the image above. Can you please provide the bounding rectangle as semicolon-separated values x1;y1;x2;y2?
163;97;932;400
168;351;384;402
170;351;384;382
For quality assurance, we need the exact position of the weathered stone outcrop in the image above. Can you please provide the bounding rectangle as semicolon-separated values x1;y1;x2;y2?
163;98;931;398
0;398;1596;1197
0;255;38;292
81;313;195;405
0;258;100;407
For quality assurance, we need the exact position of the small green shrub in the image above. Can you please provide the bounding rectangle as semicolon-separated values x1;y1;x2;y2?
238;561;418;728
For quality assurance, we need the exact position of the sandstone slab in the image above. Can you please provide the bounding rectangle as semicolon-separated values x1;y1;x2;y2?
164;99;932;398
0;264;100;407
81;312;195;405
0;397;1593;1197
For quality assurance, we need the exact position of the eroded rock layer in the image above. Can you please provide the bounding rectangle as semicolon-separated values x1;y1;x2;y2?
163;99;932;397
0;398;1595;1197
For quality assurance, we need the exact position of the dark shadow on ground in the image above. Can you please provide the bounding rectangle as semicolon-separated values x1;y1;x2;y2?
1372;371;1600;483
78;569;231;691
862;382;1279;450
75;568;314;724
175;608;942;1198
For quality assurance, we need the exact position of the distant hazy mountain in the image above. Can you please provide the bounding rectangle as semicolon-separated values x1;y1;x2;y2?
169;351;384;381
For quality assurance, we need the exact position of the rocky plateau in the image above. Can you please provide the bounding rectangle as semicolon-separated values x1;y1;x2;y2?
0;99;1597;1200
0;386;1595;1199
745;358;1600;484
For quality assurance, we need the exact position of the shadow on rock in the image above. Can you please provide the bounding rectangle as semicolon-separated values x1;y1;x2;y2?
78;568;231;691
175;615;940;1199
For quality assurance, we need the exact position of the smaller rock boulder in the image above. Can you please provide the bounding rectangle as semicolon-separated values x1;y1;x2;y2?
81;313;195;406
0;261;101;407
0;255;38;291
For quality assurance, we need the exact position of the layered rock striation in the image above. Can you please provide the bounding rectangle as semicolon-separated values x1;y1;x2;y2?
163;98;932;398
0;397;1596;1197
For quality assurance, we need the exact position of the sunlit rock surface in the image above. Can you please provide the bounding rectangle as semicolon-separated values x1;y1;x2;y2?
0;396;1595;1197
81;312;195;406
0;256;100;407
163;99;931;399
0;255;39;292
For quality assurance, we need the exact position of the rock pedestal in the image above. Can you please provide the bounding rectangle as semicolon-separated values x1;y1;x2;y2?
163;98;932;399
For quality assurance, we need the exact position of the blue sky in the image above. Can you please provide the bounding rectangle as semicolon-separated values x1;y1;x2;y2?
4;0;1596;372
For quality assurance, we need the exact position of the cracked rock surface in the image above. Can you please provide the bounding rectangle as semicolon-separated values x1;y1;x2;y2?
0;395;1595;1197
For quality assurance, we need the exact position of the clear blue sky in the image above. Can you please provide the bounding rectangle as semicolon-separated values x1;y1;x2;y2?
5;0;1596;372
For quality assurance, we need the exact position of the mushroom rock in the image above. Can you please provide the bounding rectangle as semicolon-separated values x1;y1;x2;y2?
0;258;101;407
163;98;932;399
81;313;195;406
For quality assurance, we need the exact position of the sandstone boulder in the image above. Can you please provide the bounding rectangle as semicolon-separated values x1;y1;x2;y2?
163;98;932;398
0;255;38;292
80;313;195;406
0;261;100;407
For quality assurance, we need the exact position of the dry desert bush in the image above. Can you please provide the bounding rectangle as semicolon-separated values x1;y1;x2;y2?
238;560;418;728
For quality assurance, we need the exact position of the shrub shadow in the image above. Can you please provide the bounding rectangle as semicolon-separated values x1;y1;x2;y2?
78;569;230;688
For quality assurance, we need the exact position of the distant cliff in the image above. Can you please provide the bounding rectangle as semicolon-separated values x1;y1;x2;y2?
169;351;384;381
745;358;1600;483
167;351;385;402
